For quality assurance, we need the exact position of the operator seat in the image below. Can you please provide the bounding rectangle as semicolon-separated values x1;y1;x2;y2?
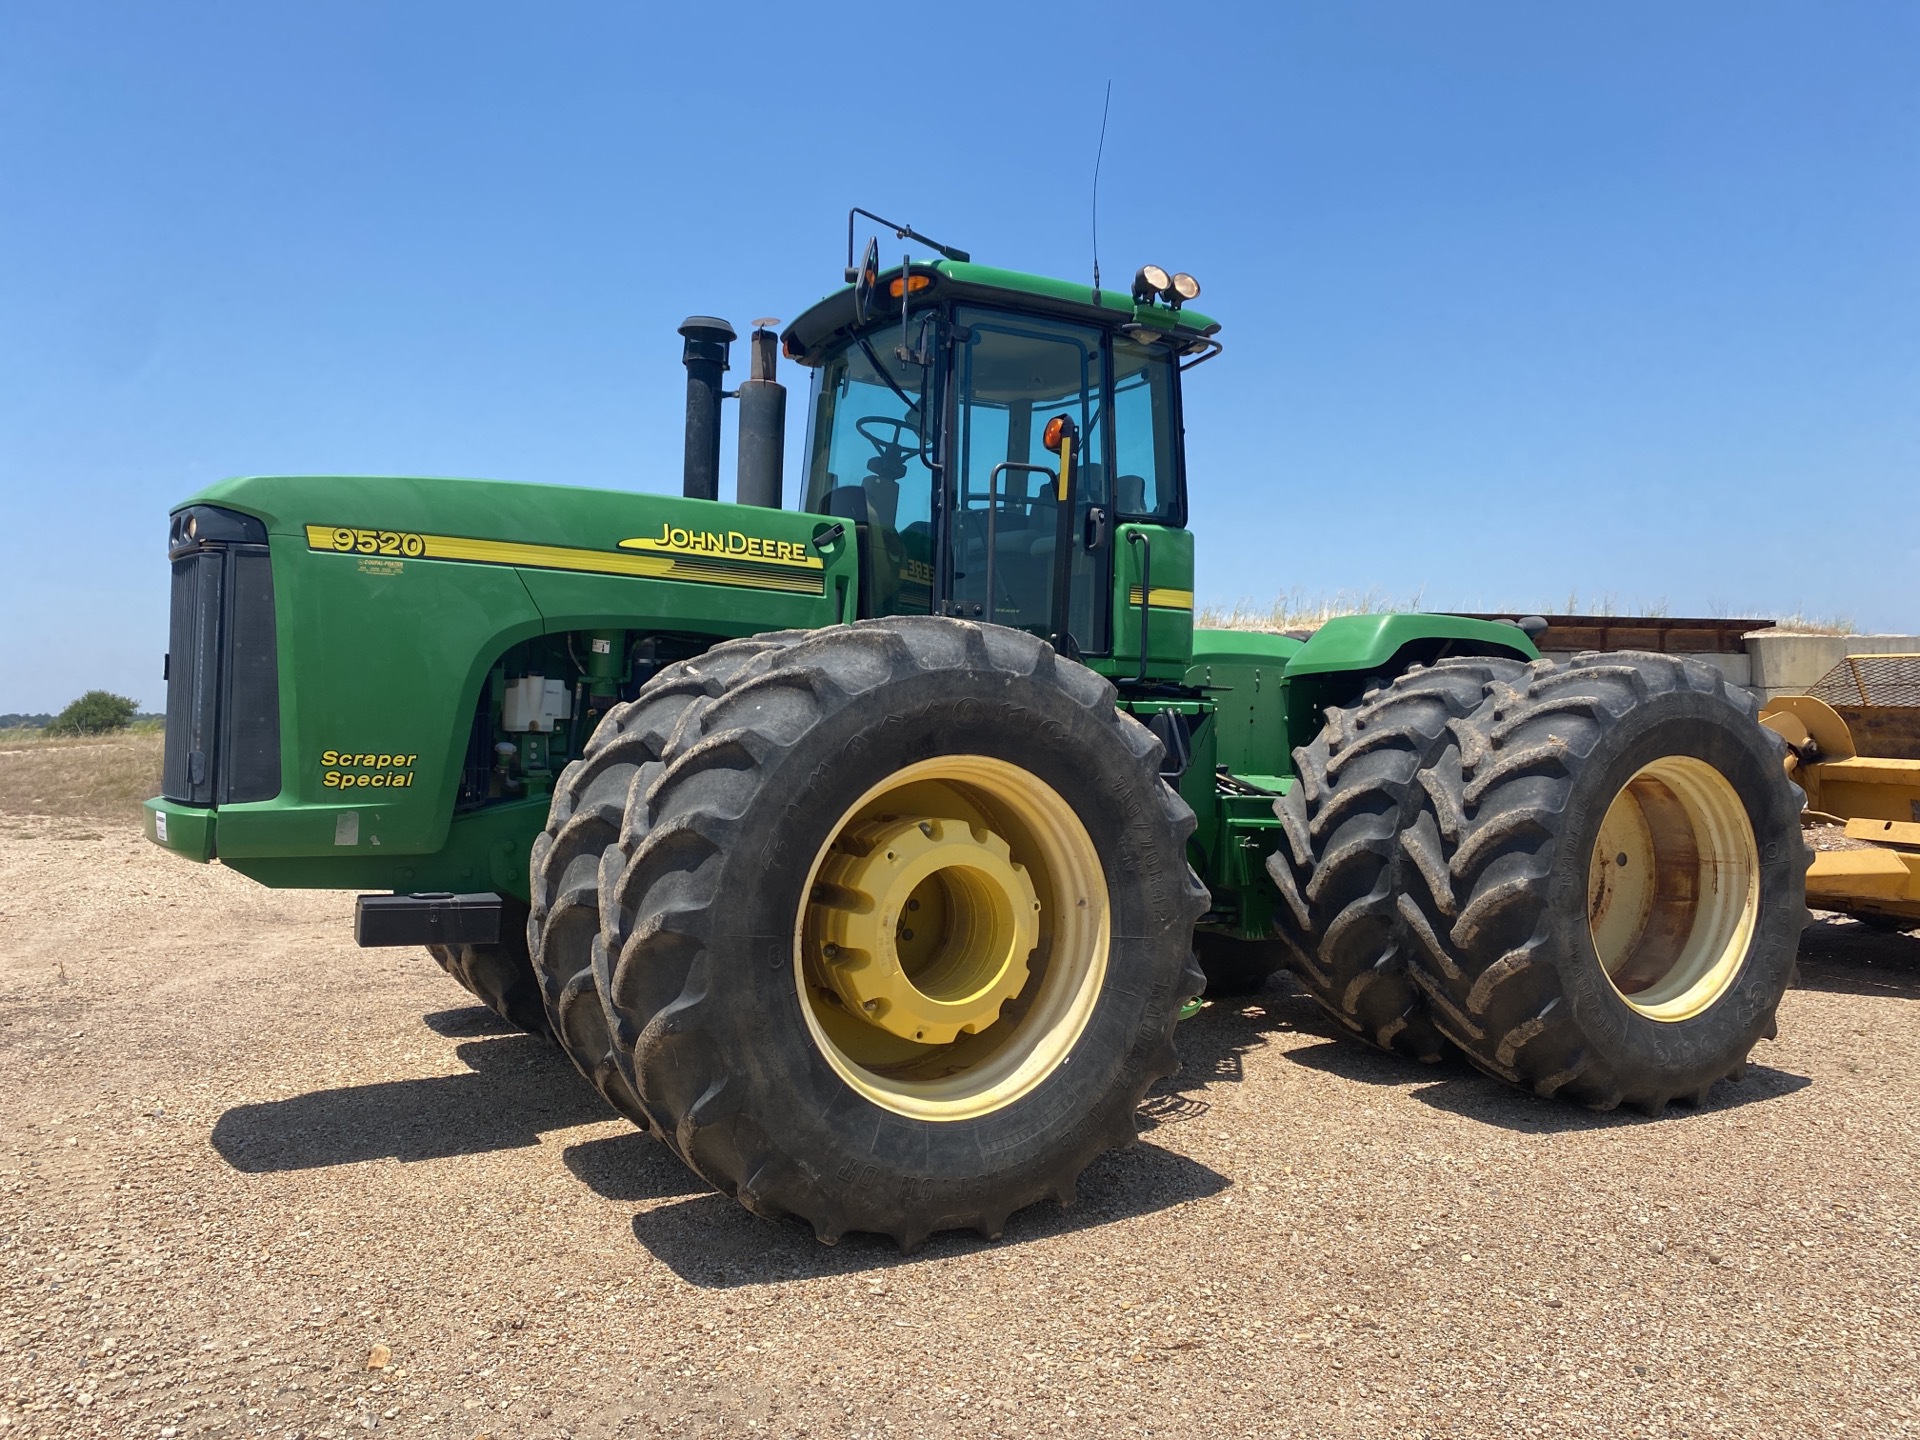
823;479;920;617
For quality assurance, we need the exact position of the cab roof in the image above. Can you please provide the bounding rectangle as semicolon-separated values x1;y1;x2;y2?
781;259;1221;368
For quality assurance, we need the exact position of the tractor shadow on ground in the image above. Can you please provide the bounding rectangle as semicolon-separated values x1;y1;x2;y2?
210;1015;693;1195
621;992;1273;1287
1131;980;1333;1132
1225;973;1814;1135
1793;916;1920;1001
623;1138;1229;1289
560;1131;707;1203
1399;1061;1811;1132
419;1006;521;1037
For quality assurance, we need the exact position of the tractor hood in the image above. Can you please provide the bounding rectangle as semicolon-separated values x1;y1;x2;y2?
173;473;845;587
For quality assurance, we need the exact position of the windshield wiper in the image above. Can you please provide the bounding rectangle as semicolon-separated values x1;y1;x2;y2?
855;331;922;424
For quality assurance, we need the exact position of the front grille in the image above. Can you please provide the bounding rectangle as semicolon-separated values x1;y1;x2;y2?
220;549;281;801
162;552;225;803
162;507;282;806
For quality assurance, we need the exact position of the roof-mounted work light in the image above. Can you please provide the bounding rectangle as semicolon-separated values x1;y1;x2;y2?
1132;264;1171;305
1131;265;1202;310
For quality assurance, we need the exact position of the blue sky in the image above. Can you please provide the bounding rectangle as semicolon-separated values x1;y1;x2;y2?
1;2;1914;711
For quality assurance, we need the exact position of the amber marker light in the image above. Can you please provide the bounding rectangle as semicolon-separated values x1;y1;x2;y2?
1042;414;1078;454
887;273;934;298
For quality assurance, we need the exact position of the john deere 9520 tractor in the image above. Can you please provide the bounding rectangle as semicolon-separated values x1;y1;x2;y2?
148;213;1809;1247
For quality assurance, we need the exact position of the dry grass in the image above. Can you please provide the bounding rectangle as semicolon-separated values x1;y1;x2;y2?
1198;587;1426;633
1767;612;1860;637
0;727;163;821
1197;592;1861;636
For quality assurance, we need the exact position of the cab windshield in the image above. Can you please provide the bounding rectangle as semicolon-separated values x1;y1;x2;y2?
801;337;937;613
801;301;1182;652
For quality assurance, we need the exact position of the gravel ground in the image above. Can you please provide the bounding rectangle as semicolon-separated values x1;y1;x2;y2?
3;817;1919;1439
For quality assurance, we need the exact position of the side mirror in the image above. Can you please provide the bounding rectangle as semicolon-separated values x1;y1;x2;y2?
851;237;880;326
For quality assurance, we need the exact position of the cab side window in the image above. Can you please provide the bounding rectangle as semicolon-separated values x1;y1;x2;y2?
1111;339;1179;524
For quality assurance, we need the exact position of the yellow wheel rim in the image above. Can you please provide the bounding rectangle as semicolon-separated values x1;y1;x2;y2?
794;756;1108;1121
1587;756;1760;1022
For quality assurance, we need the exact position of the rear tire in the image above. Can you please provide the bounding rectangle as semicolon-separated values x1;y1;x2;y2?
426;897;553;1041
1266;660;1527;1060
595;617;1207;1248
1398;653;1809;1111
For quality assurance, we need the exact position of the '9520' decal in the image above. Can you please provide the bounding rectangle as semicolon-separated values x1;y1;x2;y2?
314;527;427;557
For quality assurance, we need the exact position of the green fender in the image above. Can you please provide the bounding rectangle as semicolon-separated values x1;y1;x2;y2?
1279;613;1538;753
1182;612;1539;939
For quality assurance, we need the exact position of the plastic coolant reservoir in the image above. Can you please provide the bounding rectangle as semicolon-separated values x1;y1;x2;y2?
501;677;573;733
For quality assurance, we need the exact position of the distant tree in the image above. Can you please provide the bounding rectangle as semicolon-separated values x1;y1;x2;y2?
47;690;140;736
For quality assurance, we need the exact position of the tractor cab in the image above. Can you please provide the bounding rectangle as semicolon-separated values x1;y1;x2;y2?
782;224;1220;676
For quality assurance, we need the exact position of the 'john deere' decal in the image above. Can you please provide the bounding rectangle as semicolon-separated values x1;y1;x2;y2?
620;523;819;570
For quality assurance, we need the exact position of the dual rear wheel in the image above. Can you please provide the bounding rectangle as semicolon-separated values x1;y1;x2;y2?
1268;653;1808;1111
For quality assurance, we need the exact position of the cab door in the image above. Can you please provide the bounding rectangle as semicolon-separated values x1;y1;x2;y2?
945;308;1110;653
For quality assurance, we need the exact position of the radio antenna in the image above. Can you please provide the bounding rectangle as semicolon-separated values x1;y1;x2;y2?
1091;80;1111;307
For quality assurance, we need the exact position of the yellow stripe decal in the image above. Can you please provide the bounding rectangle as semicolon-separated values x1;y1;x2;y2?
305;524;825;595
1126;587;1195;610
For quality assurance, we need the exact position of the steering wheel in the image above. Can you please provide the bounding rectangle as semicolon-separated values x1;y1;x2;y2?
854;415;920;482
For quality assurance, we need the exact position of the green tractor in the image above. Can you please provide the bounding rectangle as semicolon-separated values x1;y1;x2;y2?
148;213;1808;1248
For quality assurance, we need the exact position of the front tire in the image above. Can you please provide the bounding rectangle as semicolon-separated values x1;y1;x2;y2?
426;897;553;1041
595;618;1207;1248
528;745;654;1128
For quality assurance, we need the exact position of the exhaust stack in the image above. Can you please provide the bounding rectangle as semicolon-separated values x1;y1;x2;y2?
678;316;735;501
735;321;786;509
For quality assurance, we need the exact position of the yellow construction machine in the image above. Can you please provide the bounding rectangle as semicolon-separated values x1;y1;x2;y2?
1761;654;1920;930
